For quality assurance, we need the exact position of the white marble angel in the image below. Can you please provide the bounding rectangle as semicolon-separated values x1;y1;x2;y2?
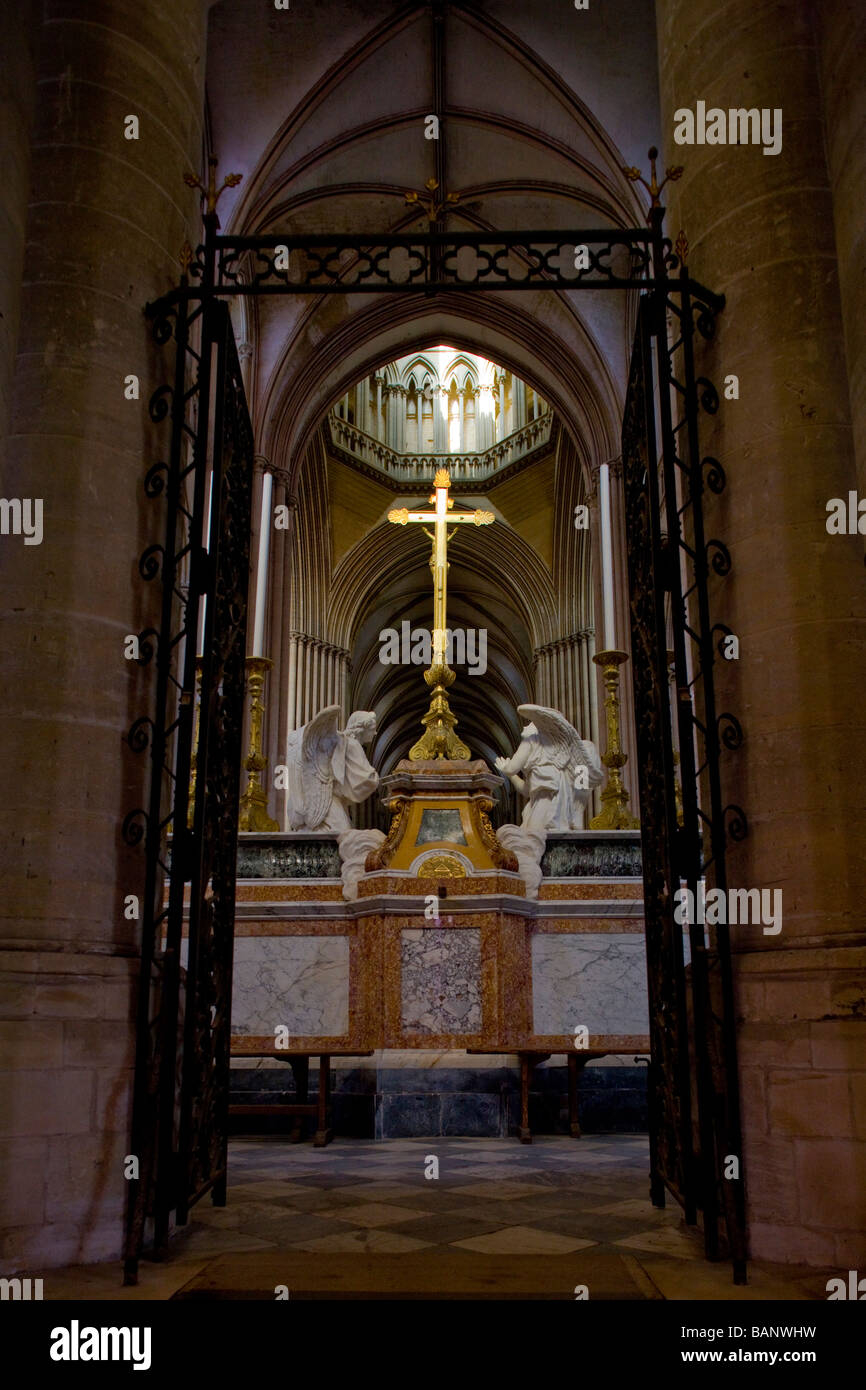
495;704;604;832
285;705;379;832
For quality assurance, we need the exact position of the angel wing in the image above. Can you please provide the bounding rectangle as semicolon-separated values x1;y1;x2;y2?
517;704;604;784
291;705;342;830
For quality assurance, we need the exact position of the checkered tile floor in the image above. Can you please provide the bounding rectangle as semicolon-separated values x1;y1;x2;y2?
173;1135;702;1259
35;1135;830;1300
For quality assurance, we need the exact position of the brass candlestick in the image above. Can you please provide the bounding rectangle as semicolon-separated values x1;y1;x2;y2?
239;656;279;832
589;649;640;829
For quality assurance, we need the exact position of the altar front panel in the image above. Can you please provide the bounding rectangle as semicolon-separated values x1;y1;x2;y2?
227;836;651;1058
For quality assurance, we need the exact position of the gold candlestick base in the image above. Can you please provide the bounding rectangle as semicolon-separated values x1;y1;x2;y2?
409;661;470;761
239;656;279;832
589;649;640;830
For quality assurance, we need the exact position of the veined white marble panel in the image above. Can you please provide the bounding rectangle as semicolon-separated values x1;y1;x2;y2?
532;933;649;1036
401;928;481;1035
231;936;349;1037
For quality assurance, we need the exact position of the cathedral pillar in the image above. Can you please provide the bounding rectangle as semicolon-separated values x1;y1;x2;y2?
556;640;566;720
565;635;576;730
395;387;406;453
0;0;208;1268
577;631;591;745
478;383;494;450
317;641;327;710
338;650;350;723
303;638;313;724
286;633;299;743
498;373;507;441
265;470;290;826
657;0;866;1264
515;377;526;431
813;2;866;500
433;386;447;452
0;1;39;460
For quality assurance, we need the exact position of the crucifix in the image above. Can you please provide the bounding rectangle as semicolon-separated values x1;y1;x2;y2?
389;468;494;759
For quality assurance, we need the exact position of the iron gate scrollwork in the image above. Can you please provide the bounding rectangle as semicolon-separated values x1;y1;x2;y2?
124;284;253;1280
621;211;748;1281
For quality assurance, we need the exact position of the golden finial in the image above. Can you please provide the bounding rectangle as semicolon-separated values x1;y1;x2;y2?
675;229;689;263
184;154;243;217
179;241;193;272
404;178;463;223
623;146;684;213
433;468;451;488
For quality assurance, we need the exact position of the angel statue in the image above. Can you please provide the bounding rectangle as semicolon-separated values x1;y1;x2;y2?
285;705;379;832
495;705;604;833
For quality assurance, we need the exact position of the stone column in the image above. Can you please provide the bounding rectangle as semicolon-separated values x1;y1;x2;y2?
265;470;290;824
657;0;866;1266
433;387;447;452
515;377;526;430
0;0;208;1270
303;638;313;724
338;651;349;723
498;373;507;441
813;2;866;502
577;632;591;743
286;634;299;735
317;641;327;710
0;1;39;461
565;636;576;730
478;384;494;450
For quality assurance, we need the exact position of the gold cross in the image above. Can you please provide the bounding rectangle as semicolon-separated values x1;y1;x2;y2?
389;469;494;759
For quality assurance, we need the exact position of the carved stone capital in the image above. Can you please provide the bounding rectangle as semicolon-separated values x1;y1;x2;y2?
268;466;292;491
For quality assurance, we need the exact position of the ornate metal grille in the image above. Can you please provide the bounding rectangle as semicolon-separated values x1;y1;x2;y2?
125;198;747;1283
124;281;254;1277
620;211;747;1279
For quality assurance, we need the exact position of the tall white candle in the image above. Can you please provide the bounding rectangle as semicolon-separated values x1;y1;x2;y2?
598;460;616;650
252;469;274;658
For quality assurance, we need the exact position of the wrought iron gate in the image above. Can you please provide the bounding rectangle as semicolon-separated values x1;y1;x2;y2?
124;178;747;1282
621;213;747;1279
124;274;254;1280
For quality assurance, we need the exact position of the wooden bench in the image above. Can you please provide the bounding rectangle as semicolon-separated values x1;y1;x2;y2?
229;1050;374;1147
